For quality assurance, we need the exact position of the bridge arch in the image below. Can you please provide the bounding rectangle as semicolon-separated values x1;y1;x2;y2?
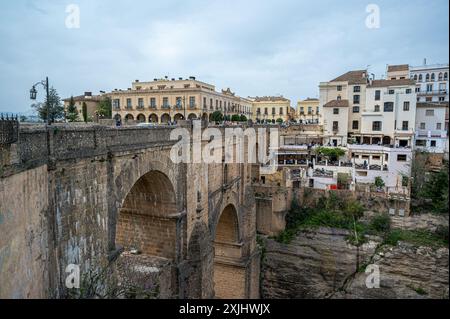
115;170;178;259
149;113;158;123
213;204;246;299
137;114;146;123
188;113;198;120
174;113;184;122
161;113;171;124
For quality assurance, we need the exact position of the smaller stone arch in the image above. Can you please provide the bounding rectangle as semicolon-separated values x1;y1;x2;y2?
202;113;208;121
125;114;134;122
149;113;158;123
114;114;122;121
174;113;184;122
137;114;146;123
188;113;198;120
382;136;392;146
161;113;171;124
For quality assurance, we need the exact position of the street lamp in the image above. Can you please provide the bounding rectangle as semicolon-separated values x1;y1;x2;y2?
30;77;50;125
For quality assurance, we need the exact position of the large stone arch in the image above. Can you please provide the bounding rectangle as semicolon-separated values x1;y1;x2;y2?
116;170;177;259
149;113;158;123
174;113;184;122
188;113;198;120
109;149;186;255
161;113;171;124
136;114;146;123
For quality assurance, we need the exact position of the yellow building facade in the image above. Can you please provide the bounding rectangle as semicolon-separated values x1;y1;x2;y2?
251;96;291;123
108;77;252;124
296;98;321;124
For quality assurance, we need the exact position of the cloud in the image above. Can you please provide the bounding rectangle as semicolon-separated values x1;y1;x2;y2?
0;0;448;113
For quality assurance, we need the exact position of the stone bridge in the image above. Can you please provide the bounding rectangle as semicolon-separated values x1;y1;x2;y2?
0;124;260;299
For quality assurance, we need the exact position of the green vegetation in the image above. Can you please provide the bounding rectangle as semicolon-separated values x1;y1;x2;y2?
315;147;346;160
96;97;112;119
231;114;241;122
240;115;248;122
275;194;448;249
374;176;385;189
210;111;223;123
411;156;449;215
33;87;65;123
65;96;79;122
276;118;283;123
82;102;88;123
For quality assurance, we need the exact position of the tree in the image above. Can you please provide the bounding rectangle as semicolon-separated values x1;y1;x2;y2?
276;118;283;124
374;176;385;189
240;115;248;122
231;114;241;122
19;115;28;122
82;102;88;123
97;97;112;119
210;111;223;123
316;147;346;160
33;87;65;123
66;96;79;122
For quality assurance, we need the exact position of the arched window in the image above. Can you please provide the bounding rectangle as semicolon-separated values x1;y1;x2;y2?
419;74;423;82
414;74;418;81
426;73;430;82
431;73;435;81
337;95;342;101
444;72;448;81
439;73;443;81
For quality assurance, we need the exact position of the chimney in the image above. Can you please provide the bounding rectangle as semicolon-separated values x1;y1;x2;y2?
154;78;158;81
189;76;196;80
424;58;427;66
179;77;183;80
135;79;139;83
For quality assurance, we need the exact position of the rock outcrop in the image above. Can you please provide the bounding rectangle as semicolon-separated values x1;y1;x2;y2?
261;227;449;299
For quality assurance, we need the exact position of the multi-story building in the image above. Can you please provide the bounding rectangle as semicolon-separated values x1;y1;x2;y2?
410;62;449;103
415;102;449;154
251;96;291;123
320;70;369;146
109;77;252;124
296;98;321;124
63;92;104;122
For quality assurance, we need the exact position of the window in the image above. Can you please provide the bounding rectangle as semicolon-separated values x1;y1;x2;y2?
352;120;359;130
440;97;446;102
425;109;434;116
419;74;423;82
374;104;380;112
189;97;195;108
375;90;381;101
444;72;448;81
415;87;420;93
420;123;426;130
427;84;433;92
426;97;432;102
337;85;342;91
163;97;169;108
272;108;276;115
403;101;410;111
384;102;394;112
414;75;418;81
113;99;120;109
353;86;361;93
138;98;144;108
126;98;132;108
430;141;437;147
406;88;412;94
372;121;382;131
426;74;430;82
353;106;360;113
353;95;360;104
372;156;381;160
264;108;268;115
307;107;312;115
416;140;426;147
203;97;207;108
388;89;395;94
257;108;261;114
431;73;435;81
437;123;442;130
280;107;284;115
300;107;304;114
332;121;339;131
337;95;342;101
397;155;407;162
402;121;409;131
150;98;156;108
439;73;443;81
333;108;339;114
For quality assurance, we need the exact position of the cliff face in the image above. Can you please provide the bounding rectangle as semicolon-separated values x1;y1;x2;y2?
261;227;449;299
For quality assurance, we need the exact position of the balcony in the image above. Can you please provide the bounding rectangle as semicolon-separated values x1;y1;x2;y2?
416;130;448;138
417;90;447;96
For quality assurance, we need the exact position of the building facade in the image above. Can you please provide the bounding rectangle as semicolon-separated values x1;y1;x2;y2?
415;102;449;154
296;98;321;124
410;63;449;103
109;77;252;124
63;92;103;122
251;96;291;123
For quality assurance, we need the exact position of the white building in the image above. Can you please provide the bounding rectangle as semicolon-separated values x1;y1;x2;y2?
415;102;448;154
410;62;449;103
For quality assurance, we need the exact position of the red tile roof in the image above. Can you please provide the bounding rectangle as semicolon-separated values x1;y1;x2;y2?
323;100;349;108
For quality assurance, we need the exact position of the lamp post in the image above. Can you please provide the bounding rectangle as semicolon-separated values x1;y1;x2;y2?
30;77;50;125
183;96;186;120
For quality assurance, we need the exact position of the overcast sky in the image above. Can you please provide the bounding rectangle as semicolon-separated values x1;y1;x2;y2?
0;0;448;114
